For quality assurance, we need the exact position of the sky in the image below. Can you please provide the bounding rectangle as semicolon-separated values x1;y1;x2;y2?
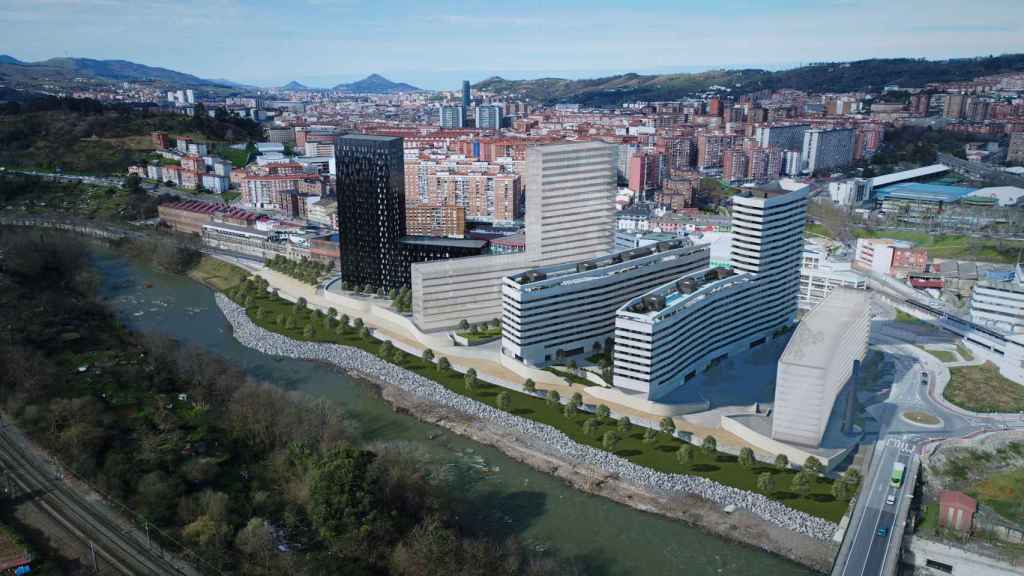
2;0;1023;90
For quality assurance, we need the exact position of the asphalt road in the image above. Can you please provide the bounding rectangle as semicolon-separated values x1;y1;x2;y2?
0;424;199;576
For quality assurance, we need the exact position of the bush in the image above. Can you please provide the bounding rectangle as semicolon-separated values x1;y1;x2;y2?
562;403;576;419
701;435;717;455
738;447;755;469
602;431;620;451
774;454;789;471
458;319;469;331
642;428;657;444
617;416;631;433
302;324;314;338
570;392;583;408
596;404;610;420
676;444;694;467
582;418;599;437
660;417;676;437
523;378;536;394
422;349;434;363
437;357;450;372
545;390;560;406
496;392;510;412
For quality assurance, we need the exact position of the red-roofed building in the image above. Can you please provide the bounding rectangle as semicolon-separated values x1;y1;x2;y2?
158;200;258;234
938;491;977;533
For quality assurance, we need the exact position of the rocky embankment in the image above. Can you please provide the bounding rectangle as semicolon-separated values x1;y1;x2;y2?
216;294;839;564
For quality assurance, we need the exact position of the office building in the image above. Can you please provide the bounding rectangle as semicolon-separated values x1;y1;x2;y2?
756;124;809;152
501;240;709;366
336;135;407;290
827;178;874;207
412;141;618;331
800;243;867;309
613;185;808;400
526;141;617;266
440;106;466;129
462;80;471;109
801;128;855;174
475;105;502;130
771;288;870;447
1008;132;1024;165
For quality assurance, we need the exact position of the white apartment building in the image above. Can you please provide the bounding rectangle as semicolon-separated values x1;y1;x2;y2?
412;141;617;331
613;185;809;400
800;243;866;309
801;128;855;174
772;288;870;447
501;240;709;366
827;178;873;207
970;265;1024;334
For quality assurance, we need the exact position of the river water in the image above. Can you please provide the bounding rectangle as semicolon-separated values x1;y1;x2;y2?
91;248;813;576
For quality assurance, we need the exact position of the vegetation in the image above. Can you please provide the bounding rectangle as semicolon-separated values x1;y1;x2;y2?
455;319;501;343
188;255;250;292
944;362;1024;413
894;309;925;324
934;442;1024;528
956;344;974;361
0;172;173;221
0;230;565;575
922;348;957;363
265;254;333;286
851;228;1024;264
214;265;850;521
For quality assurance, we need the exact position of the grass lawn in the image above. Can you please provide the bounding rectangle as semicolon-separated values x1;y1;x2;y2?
956;344;974;361
221;190;241;204
544;366;597;387
805;223;834;238
902;411;941;425
972;469;1024;526
944;362;1024;413
213;145;251;168
922;348;957;363
457;326;501;343
188;256;250;292
919;502;938;532
850;229;1024;264
218;270;850;522
896;309;925;324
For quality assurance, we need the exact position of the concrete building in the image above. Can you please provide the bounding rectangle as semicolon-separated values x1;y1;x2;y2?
1007;132;1024;165
800;243;867;309
970;264;1024;334
440;106;466;129
828;178;874;207
756;124;809;152
771;288;870;447
412;141;617;331
475;105;502;130
801;128;855;174
613;185;809;400
407;204;466;237
501;240;708;366
938;491;977;533
525;141;617;266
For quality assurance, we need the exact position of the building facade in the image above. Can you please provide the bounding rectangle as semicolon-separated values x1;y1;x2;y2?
475;105;502;130
440;106;466;129
801;128;855;174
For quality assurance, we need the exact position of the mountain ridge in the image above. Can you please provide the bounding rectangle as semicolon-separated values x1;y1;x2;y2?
333;73;421;93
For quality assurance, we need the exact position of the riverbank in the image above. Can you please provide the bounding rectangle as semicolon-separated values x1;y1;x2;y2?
215;294;839;572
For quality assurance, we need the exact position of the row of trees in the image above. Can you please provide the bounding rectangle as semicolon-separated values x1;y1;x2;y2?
265;255;332;286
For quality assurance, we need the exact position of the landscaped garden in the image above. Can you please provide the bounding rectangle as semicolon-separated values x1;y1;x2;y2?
220;271;856;522
264;254;333;286
455;319;501;343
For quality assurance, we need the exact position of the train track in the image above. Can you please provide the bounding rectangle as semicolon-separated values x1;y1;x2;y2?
0;426;199;575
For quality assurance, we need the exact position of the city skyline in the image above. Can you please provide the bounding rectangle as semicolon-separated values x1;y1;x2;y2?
2;0;1023;89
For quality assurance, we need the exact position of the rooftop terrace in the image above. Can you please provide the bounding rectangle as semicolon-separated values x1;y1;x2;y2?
618;266;748;323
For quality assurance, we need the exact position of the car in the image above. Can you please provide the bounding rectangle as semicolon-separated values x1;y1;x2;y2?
886;493;896;505
877;526;889;537
920;371;929;385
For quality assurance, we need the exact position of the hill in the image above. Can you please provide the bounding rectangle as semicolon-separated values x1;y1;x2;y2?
281;80;310;91
333;73;420;93
0;55;239;92
475;54;1024;105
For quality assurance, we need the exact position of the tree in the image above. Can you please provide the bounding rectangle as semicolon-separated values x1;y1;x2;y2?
302;324;315;338
676;444;695;467
523;378;536;394
464;368;477;391
545;390;560;406
285;316;295;330
458;319;469;331
602;431;621;451
421;349;435;363
774;454;789;471
791;471;812;498
328;307;338;318
596;404;611;421
235;517;275;571
701;435;717;455
437;357;450;372
358;326;370;340
309;448;390;554
803;456;823;476
617;416;632;433
643;428;657;444
582;418;599;437
738;447;755;469
496;391;511;412
276;313;285;327
391;348;404;365
831;479;850;501
566;359;577;374
757;472;775;495
570;392;583;408
376;287;385;298
843;468;862;491
660;417;676;437
562;402;576;419
379;340;393;357
388;288;398;300
353;317;363;329
297;296;308;309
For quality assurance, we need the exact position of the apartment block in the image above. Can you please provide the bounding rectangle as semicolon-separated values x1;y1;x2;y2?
801;128;855;174
407;204;466;237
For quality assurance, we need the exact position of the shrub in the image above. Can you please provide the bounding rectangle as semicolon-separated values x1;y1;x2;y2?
458;319;469;331
738;447;755;469
562;403;576;419
328;307;337;318
701;435;717;455
464;368;477;390
602;431;620;451
496;392;511;412
774;454;789;471
617;416;631;433
660;417;676;437
676;444;695;467
545;390;560;406
596;404;610;420
582;418;598;437
358;326;369;340
523;378;536;394
302;324;314;338
570;392;583;408
437;357;450;372
803;456;823;475
642;428;657;444
422;349;434;363
757;472;775;495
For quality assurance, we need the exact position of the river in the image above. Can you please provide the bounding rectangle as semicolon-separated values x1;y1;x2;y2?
91;247;814;576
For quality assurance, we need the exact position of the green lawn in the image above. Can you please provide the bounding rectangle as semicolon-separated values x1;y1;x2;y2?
457;326;501;343
188;256;250;292
896;309;925;324
805;223;834;238
219;272;850;522
922;348;957;363
850;229;1024;264
211;144;251;168
220;190;240;204
919;502;939;533
956;344;974;361
972;468;1024;526
944;362;1024;413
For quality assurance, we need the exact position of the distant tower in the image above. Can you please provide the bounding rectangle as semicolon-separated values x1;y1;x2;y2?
462;80;471;108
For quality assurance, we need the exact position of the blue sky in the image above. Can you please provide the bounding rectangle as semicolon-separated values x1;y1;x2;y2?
2;0;1023;89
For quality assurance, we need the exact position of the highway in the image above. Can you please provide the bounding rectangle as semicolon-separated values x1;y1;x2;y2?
0;423;200;576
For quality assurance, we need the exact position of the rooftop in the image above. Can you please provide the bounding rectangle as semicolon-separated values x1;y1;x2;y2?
779;287;869;369
399;236;488;249
870;164;950;188
875;181;977;203
618;266;748;322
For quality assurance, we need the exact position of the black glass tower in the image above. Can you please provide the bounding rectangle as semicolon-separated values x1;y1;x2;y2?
462;80;471;108
336;135;406;290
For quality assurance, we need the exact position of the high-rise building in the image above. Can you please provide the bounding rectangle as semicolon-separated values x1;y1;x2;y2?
756;124;809;152
910;93;931;116
696;132;737;172
440;106;466;129
336;135;407;290
628;152;662;193
462;80;471;109
526;141;617;266
772;288;870;447
475;105;502;130
801;128;855;174
613;184;808;400
943;93;967;119
1009;132;1024;165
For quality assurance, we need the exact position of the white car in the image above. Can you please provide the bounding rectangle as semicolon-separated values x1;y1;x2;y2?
886;493;896;506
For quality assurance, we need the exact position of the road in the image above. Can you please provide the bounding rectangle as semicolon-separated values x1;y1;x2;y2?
832;295;1024;576
0;423;200;575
